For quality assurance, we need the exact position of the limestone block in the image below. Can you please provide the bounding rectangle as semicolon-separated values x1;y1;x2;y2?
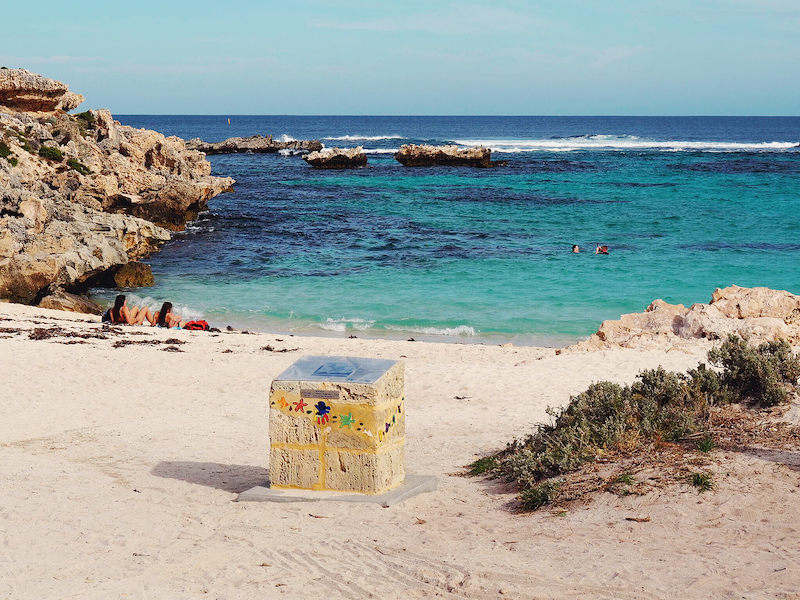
324;444;405;493
269;448;320;490
269;356;405;494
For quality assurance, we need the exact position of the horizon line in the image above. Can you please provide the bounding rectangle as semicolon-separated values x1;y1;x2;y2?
110;113;800;118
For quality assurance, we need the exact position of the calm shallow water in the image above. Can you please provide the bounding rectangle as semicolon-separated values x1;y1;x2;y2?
96;116;800;347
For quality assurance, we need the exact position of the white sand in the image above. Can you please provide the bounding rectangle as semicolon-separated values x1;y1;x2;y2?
1;302;799;599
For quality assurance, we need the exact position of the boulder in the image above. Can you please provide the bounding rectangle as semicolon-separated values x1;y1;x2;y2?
709;284;800;323
394;144;500;168
114;261;154;288
572;299;687;351
303;146;367;169
186;135;323;154
0;69;84;114
37;285;103;315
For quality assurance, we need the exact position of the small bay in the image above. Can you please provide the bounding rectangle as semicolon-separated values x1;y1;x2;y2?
98;116;800;346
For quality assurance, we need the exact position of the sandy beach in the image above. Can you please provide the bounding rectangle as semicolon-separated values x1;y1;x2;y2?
2;302;800;599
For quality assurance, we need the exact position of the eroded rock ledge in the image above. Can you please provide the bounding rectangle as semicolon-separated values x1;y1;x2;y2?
186;135;322;155
0;69;234;306
303;146;368;169
0;69;84;114
394;144;503;168
562;285;800;353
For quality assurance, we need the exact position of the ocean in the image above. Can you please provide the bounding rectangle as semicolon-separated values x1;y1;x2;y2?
98;116;800;347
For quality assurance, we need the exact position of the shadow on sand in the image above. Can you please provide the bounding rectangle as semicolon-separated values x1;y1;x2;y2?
151;461;269;494
747;448;800;474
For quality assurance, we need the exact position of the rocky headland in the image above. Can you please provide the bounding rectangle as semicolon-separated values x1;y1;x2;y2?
303;146;368;169
394;144;503;168
563;285;800;353
186;135;322;155
0;69;234;308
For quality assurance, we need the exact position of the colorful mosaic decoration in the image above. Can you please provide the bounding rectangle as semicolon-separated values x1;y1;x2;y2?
268;357;406;494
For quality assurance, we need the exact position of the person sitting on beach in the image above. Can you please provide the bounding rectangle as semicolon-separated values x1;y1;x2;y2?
595;245;609;255
109;294;155;325
153;301;184;329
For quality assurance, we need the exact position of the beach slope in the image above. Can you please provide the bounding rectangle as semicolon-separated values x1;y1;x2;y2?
1;303;799;599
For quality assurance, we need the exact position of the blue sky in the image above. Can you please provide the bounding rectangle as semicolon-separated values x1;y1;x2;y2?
2;0;799;115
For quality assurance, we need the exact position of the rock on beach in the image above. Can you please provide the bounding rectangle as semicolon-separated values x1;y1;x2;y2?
564;285;800;352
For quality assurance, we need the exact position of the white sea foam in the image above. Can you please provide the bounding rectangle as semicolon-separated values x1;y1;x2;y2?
278;134;296;143
363;148;400;154
385;324;477;337
453;136;798;153
323;134;403;141
318;317;376;332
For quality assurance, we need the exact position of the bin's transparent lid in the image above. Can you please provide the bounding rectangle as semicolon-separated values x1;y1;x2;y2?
274;356;397;384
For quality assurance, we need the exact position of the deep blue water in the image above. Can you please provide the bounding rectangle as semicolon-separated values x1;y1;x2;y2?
98;116;800;346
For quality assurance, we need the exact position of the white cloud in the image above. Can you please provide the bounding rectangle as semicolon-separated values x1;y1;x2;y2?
720;0;800;11
590;46;650;69
0;55;105;66
313;5;546;35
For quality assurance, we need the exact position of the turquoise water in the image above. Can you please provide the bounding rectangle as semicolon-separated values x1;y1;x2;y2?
98;116;800;346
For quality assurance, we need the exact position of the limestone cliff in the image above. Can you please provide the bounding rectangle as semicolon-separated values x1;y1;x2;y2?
0;69;234;305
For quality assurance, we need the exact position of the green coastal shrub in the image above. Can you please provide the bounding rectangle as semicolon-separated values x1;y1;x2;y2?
39;146;63;161
470;336;799;510
76;111;96;127
468;455;497;476
67;158;91;175
708;335;800;407
520;480;561;510
0;141;18;166
14;133;33;153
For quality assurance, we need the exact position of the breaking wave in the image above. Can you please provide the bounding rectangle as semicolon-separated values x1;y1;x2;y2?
318;317;376;332
385;324;477;337
453;135;798;153
323;135;403;141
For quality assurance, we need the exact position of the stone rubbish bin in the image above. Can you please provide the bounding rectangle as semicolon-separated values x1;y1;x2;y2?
268;356;407;494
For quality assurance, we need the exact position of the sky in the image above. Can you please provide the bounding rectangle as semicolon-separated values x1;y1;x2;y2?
2;0;799;115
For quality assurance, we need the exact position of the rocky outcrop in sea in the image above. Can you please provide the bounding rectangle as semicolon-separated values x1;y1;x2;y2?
303;146;368;169
394;144;502;168
186;135;322;155
563;285;800;352
0;69;234;307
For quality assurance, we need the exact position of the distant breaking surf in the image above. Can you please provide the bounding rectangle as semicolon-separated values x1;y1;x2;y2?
453;135;798;153
323;135;403;141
